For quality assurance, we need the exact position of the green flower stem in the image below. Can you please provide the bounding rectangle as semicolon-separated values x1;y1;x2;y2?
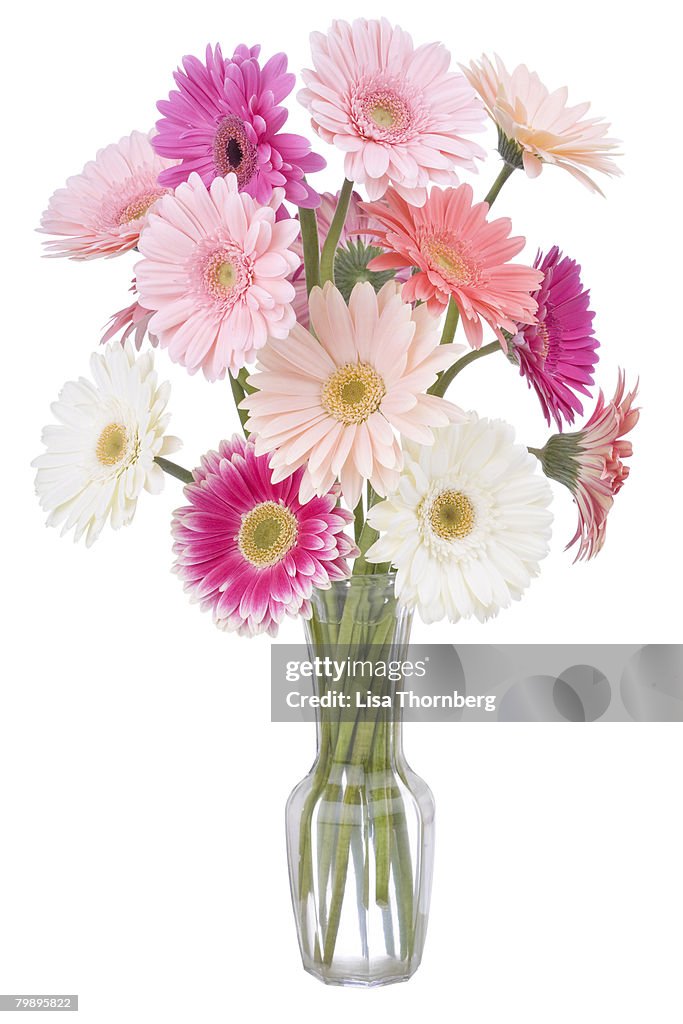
353;498;364;546
353;484;382;575
439;297;460;345
429;339;501;398
229;373;250;435
298;207;321;295
484;161;516;207
155;457;193;485
320;178;354;285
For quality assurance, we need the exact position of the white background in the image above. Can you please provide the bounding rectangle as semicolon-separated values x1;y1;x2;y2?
2;1;681;1021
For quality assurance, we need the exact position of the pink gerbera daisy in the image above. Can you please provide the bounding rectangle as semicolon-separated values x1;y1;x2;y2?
242;281;465;509
531;372;639;560
135;173;299;380
171;436;357;637
101;279;157;350
512;247;599;429
461;54;621;194
152;44;325;207
39;131;177;259
298;18;486;205
364;185;543;349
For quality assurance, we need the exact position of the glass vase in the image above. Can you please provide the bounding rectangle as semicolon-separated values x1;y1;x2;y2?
285;572;435;987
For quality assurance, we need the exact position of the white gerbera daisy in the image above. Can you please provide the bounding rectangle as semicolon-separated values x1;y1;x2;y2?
366;418;553;623
33;341;181;546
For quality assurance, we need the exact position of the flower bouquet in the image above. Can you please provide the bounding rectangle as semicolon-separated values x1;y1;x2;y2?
34;20;638;987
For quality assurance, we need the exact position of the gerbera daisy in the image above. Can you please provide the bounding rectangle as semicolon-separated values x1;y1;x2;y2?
32;342;181;547
365;418;553;623
152;43;325;207
242;281;465;510
461;54;621;194
289;190;408;327
39;131;177;259
363;185;543;348
135;173;300;380
298;18;486;205
511;247;598;428
530;371;639;561
101;279;157;350
171;436;357;637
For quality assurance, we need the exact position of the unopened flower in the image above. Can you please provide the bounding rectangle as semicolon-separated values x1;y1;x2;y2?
461;54;621;194
33;342;181;546
364;185;543;348
153;43;324;206
242;281;465;510
171;436;357;637
136;173;299;380
299;18;486;205
39;131;177;259
511;247;598;428
366;418;553;623
531;372;639;560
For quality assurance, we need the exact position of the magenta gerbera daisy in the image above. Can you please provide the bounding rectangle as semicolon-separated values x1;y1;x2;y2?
39;131;176;259
298;18;486;205
135;173;300;380
152;43;325;207
511;247;599;429
171;436;357;637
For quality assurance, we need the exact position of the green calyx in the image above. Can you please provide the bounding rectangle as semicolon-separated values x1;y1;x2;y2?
496;125;525;170
333;239;398;302
529;432;585;493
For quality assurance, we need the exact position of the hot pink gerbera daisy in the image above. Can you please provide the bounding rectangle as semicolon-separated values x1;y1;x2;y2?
364;185;543;349
171;435;357;637
289;190;409;327
39;131;177;259
152;43;325;207
531;372;639;560
298;18;486;205
135;173;299;380
242;281;465;510
101;279;157;350
511;247;598;429
461;54;621;195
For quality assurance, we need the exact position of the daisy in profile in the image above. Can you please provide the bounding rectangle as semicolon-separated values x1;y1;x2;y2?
364;185;543;348
153;43;324;207
511;247;599;429
39;131;177;259
531;372;639;560
299;18;486;205
33;342;181;547
242;281;466;510
171;436;357;637
366;418;553;623
461;54;621;194
135;173;300;380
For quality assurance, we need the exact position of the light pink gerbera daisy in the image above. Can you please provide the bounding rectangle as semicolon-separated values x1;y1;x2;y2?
298;18;486;205
39;131;177;259
101;279;157;350
135;172;299;380
242;281;466;509
531;372;639;560
461;54;621;194
171;436;357;637
364;185;543;349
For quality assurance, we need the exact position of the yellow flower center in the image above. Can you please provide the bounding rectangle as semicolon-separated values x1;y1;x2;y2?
371;104;396;129
427;489;476;540
321;363;386;425
95;423;129;466
423;236;480;288
238;501;298;568
117;192;162;225
217;261;237;290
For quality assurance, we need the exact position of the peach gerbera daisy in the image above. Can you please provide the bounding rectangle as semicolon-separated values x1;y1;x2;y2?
461;54;621;195
298;18;486;205
39;131;176;259
364;185;543;349
135;172;299;381
242;281;465;509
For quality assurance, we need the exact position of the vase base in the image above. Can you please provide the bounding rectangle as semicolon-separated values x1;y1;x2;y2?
302;955;422;988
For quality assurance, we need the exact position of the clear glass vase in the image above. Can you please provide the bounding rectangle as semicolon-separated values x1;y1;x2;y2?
285;572;435;987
